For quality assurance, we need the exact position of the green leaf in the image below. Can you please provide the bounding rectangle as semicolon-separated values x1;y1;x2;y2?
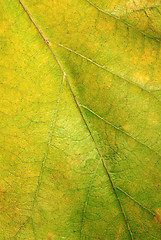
1;0;161;239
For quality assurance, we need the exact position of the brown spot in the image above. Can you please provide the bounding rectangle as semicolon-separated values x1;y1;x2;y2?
155;209;161;225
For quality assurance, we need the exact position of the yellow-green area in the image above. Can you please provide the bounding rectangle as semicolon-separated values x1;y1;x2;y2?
0;0;161;239
86;0;161;39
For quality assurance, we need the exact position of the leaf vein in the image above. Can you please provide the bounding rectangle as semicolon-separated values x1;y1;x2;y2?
49;39;161;104
85;0;161;41
80;104;161;158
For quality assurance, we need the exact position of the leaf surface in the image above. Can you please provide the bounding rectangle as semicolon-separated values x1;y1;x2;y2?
1;0;161;239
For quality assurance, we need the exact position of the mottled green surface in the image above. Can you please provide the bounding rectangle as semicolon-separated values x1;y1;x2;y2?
0;0;161;239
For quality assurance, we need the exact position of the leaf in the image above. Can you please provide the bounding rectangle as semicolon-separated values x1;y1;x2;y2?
1;0;161;239
86;0;161;39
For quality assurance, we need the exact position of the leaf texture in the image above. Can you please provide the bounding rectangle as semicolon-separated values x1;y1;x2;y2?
1;0;161;239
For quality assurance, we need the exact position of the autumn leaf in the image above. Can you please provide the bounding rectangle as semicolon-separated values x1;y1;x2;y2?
1;0;161;239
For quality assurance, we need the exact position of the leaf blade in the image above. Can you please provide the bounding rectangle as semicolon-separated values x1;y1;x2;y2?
1;0;161;239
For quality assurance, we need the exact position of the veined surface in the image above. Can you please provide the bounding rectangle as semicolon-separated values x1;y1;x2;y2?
0;0;161;239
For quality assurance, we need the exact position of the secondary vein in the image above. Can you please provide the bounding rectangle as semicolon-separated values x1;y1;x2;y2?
80;104;161;158
48;39;161;105
18;0;135;238
85;0;161;42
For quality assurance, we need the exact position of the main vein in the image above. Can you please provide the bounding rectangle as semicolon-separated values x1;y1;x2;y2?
19;0;133;239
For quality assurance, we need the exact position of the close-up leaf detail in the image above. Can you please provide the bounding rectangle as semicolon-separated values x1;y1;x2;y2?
1;0;161;239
